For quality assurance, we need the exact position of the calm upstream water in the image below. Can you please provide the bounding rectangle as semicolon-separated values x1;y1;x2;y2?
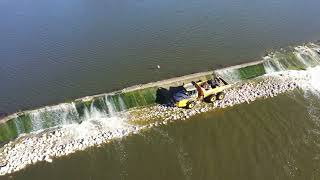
1;0;320;113
2;0;320;179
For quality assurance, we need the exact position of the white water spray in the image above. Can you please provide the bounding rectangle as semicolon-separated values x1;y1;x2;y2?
215;68;241;83
297;46;320;62
299;66;320;96
29;103;79;131
105;95;117;116
70;96;131;140
263;55;286;73
118;96;127;111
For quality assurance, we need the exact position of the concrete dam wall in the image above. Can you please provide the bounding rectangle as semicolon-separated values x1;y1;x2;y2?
0;42;319;143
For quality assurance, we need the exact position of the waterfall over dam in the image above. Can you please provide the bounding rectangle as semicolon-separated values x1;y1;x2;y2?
0;42;320;144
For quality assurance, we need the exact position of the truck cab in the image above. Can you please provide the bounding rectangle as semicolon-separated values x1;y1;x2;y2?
172;83;198;109
171;77;230;109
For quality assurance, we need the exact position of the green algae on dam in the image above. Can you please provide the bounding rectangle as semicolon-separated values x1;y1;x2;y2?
0;43;319;144
0;43;320;176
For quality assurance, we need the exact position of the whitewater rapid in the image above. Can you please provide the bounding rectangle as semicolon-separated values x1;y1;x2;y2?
1;43;320;176
272;66;320;96
1;66;320;176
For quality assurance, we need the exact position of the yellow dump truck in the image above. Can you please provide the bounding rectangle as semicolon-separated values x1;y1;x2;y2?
172;77;230;109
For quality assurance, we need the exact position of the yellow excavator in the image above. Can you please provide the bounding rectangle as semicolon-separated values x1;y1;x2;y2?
172;77;230;109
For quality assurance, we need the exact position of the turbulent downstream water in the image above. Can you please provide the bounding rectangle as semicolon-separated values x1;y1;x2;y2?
2;0;320;179
5;78;320;180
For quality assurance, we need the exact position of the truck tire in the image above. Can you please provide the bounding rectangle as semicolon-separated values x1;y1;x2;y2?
217;92;225;100
186;101;196;109
207;95;216;103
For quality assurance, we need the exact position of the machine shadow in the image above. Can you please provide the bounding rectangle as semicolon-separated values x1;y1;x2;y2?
155;86;185;106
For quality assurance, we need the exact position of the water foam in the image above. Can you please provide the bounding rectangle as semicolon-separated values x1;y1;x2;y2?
215;68;241;83
70;96;131;140
1;63;315;176
268;66;320;132
263;55;286;73
2;42;320;176
68;115;131;141
29;103;79;131
284;66;320;96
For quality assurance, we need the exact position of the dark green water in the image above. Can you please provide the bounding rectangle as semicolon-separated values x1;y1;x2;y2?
1;0;320;113
4;91;320;180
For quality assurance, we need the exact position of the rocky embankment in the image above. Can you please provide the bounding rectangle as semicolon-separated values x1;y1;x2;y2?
0;123;143;175
129;73;304;123
0;72;308;176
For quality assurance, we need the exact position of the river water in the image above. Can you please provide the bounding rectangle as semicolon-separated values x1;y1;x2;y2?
6;91;320;180
1;0;320;114
2;0;320;179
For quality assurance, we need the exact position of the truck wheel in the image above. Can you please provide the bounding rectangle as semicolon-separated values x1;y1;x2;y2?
186;101;196;109
207;95;216;103
217;92;225;100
